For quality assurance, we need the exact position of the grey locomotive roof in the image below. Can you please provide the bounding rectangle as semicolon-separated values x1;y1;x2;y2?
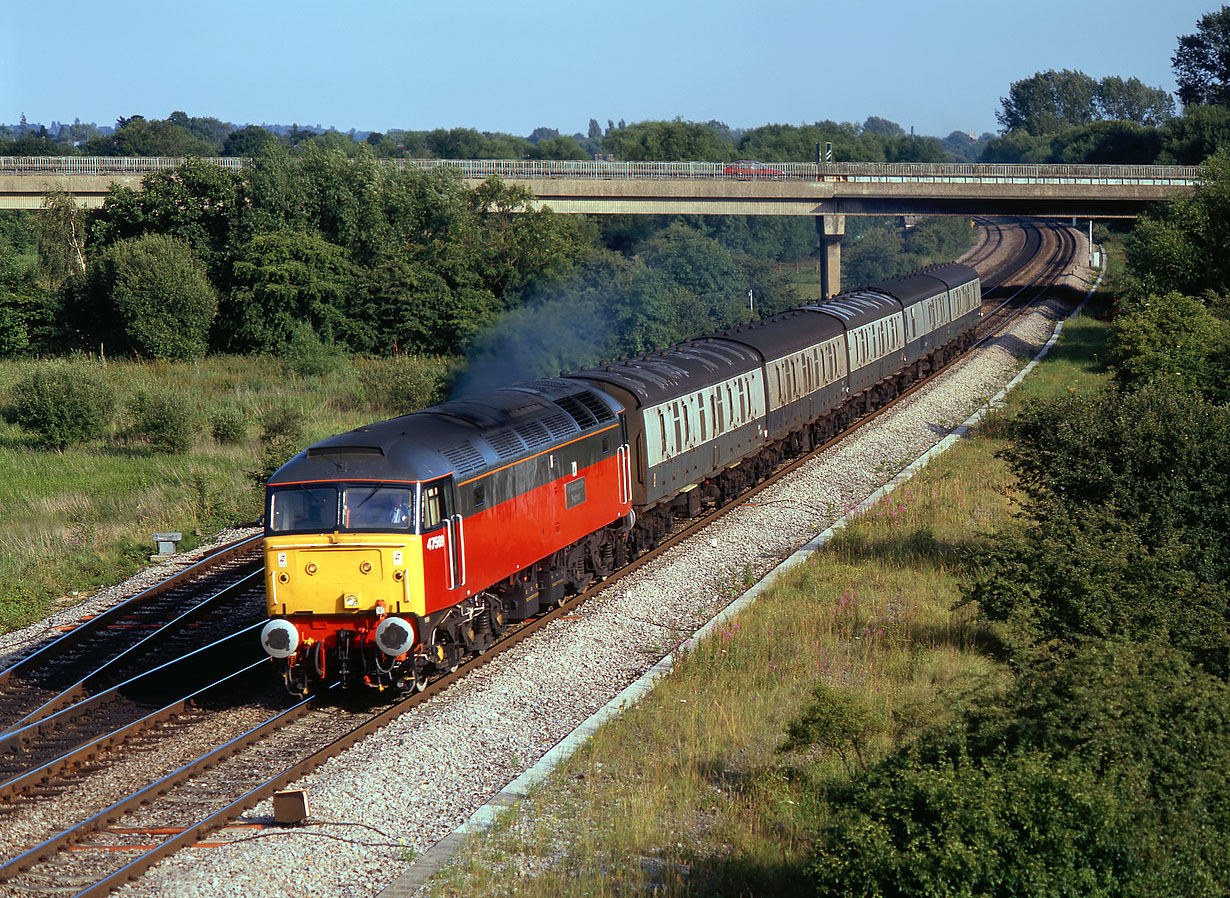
567;338;762;407
268;379;620;487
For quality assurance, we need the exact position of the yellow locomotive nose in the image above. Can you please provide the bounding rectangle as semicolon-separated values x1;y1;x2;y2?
264;533;426;617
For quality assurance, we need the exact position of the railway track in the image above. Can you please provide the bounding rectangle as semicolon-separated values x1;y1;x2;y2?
0;537;264;733
0;219;1082;897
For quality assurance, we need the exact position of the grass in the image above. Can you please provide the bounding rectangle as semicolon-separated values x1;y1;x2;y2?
427;276;1116;896
0;353;455;634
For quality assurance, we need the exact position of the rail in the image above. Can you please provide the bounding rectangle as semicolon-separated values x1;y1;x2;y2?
0;156;1201;186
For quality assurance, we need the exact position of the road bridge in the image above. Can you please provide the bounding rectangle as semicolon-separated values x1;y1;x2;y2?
0;156;1197;295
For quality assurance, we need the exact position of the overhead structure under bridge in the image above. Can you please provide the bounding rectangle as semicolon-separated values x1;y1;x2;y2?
0;157;1197;297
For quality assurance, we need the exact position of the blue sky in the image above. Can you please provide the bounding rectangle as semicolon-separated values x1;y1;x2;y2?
6;0;1219;140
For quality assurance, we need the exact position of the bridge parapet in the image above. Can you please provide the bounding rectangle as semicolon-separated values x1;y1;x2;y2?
0;156;1201;185
0;157;1198;216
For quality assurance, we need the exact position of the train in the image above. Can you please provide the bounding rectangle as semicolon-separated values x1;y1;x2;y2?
259;262;981;695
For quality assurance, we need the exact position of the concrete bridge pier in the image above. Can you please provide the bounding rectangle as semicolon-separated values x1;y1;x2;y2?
817;214;845;298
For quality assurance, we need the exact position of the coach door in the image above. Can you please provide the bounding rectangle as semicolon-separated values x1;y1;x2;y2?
421;478;466;598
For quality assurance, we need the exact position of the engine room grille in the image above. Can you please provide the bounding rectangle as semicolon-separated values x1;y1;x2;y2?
440;440;487;478
576;390;616;424
487;429;527;461
554;394;598;429
541;412;576;441
514;420;552;451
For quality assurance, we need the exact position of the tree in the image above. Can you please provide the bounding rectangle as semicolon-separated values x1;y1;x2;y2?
883;135;951;162
223;231;365;354
527;135;589;160
1048;120;1164;164
1159;103;1230;163
587;118;602;140
862;116;904;137
81;115;216;156
1096;76;1175;125
88;157;242;286
222;124;275;157
35;190;87;291
1126;148;1230;296
639;222;747;333
601;120;734;162
997;69;1101;134
89;234;218;359
1174;5;1230;107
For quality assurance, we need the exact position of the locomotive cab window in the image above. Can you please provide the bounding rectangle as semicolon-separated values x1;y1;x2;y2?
343;485;413;530
269;486;338;533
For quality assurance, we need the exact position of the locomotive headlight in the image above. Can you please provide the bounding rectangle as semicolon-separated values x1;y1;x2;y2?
305;563;318;575
260;619;300;659
375;616;417;657
343;594;359;609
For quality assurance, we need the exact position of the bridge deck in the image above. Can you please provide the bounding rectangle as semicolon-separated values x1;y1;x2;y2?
0;157;1198;216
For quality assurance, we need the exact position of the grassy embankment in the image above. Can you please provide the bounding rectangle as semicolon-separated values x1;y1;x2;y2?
428;271;1117;895
0;354;453;634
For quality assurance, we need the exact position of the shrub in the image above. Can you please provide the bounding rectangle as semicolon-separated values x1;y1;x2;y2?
250;406;306;488
280;322;348;377
126;389;194;454
356;355;456;414
808;642;1230;897
8;361;115;449
209;405;249;445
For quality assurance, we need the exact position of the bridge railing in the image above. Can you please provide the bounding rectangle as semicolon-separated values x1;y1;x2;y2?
0;156;1201;185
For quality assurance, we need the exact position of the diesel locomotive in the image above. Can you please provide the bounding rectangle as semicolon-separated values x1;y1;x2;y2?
260;262;981;695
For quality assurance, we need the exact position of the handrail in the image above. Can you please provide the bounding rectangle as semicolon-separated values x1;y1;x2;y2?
0;156;1201;184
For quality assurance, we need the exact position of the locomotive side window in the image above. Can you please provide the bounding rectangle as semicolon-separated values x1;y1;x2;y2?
269;486;338;532
421;481;448;531
344;486;413;530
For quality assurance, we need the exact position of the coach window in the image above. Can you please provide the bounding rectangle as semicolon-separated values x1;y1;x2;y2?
658;409;668;454
697;393;708;441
